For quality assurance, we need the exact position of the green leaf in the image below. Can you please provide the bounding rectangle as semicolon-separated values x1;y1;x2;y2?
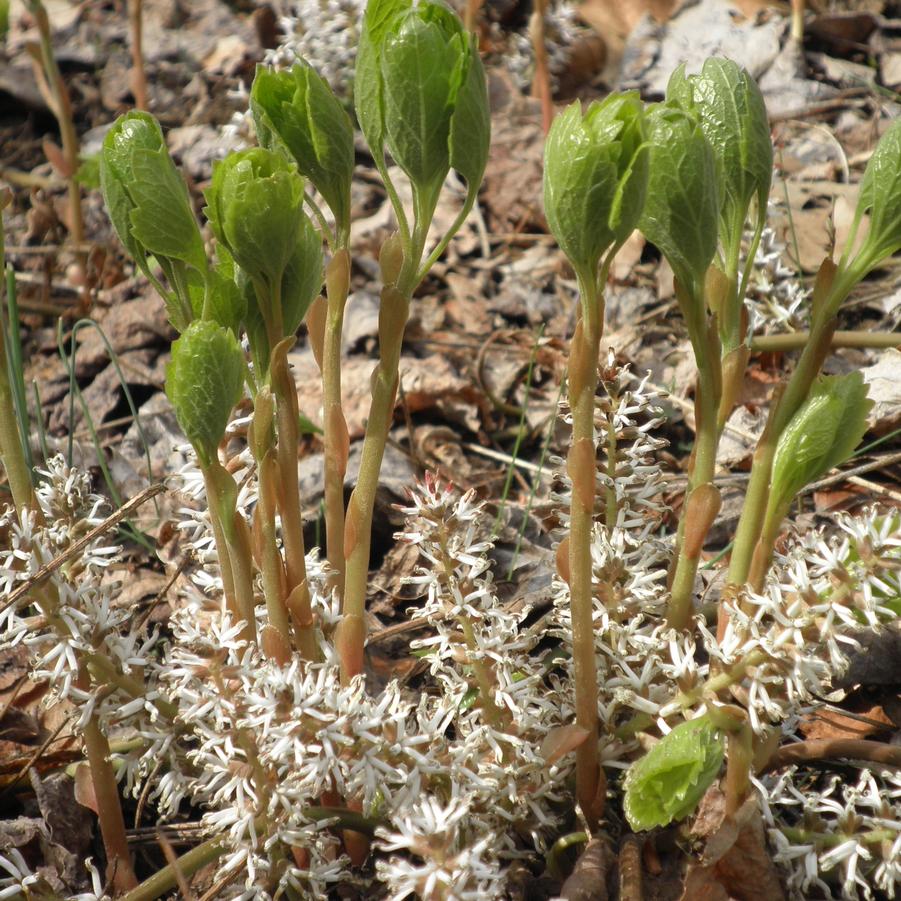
623;716;725;831
543;93;648;277
128;147;207;273
281;213;325;335
770;372;873;512
207;266;247;336
100;111;205;276
165;320;245;466
448;34;490;201
667;59;772;251
100;113;160;269
204;148;305;295
355;0;412;161
251;63;355;235
639;105;719;295
380;10;465;195
356;0;482;212
847;119;901;272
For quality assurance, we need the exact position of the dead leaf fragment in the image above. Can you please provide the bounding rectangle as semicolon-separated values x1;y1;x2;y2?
540;724;590;766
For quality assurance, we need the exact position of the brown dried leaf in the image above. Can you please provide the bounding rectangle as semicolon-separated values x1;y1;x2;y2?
73;763;99;815
540;724;590;766
42;138;72;178
684;785;786;901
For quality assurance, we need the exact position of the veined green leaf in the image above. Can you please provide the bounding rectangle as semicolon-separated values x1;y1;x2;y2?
128;147;207;273
380;12;465;195
207;266;247;336
623;716;724;831
543;93;648;277
204;148;305;295
770;372;873;511
448;34;490;201
668;59;771;249
639;105;719;295
165;320;245;466
251;63;355;235
100;111;205;276
355;0;412;161
282;213;325;336
847;120;901;272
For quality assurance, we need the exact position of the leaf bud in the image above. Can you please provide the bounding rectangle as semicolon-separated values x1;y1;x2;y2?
355;0;489;203
623;715;724;831
251;63;355;237
639;105;719;296
842;120;901;282
543;93;648;278
770;372;872;518
667;59;772;250
100;111;207;329
204;148;306;296
165;320;245;467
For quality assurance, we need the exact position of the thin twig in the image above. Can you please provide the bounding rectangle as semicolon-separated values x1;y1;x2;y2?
2;482;165;612
805;451;901;494
761;739;901;774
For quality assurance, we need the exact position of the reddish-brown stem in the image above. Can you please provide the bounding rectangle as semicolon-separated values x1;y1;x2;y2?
127;0;149;109
82;697;139;891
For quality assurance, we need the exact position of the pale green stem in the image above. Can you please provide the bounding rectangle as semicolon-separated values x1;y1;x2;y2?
119;832;235;901
255;446;292;643
338;205;431;678
667;347;720;630
0;310;36;517
201;464;257;641
200;470;240;620
271;350;317;658
339;287;409;676
724;722;753;815
416;192;477;283
668;282;721;630
720;220;744;356
303;191;336;248
727;309;837;590
85;652;178;722
459;614;507;728
751;330;901;352
0;202;37;517
737;211;766;318
436;527;507;728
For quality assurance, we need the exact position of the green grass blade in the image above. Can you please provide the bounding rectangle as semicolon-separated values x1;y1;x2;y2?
4;266;35;479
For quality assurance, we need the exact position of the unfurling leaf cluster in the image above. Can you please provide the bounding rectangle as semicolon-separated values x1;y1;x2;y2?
543;93;648;280
100;111;206;331
770;372;873;519
356;0;489;222
623;716;725;831
165;320;245;467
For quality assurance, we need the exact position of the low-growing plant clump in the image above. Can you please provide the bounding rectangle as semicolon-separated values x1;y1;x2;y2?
0;1;900;899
